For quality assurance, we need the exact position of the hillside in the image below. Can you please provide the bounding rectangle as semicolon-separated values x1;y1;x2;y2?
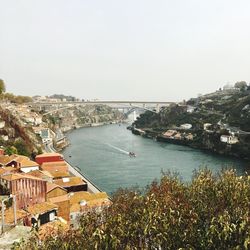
133;87;250;160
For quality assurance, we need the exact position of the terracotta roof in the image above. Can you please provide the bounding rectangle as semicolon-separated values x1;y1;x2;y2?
54;177;86;188
1;173;45;182
41;161;68;168
69;191;110;213
49;194;69;203
70;198;110;213
47;170;70;179
19;158;39;168
69;191;108;204
0;155;18;166
2;207;29;224
47;183;67;193
36;153;63;158
28;170;53;179
0;167;18;175
26;202;58;215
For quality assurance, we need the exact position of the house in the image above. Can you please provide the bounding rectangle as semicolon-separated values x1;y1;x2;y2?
162;130;177;138
220;135;239;144
204;123;212;131
48;195;70;221
35;153;64;165
0;173;47;209
69;192;110;221
0;155;39;173
185;133;194;141
40;129;56;143
46;183;68;199
174;132;182;140
180;124;192;130
40;161;69;173
26;202;58;227
53;177;87;193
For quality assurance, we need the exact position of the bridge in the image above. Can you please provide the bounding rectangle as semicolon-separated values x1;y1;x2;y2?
30;100;176;117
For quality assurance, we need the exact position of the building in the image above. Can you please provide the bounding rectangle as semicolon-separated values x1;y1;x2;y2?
35;153;64;165
180;124;192;130
26;202;58;227
46;183;68;199
0;173;47;209
53;177;87;193
220;135;239;144
40;161;68;173
69;192;110;221
48;195;70;221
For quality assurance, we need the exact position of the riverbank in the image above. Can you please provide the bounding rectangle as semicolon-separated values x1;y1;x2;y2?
130;127;250;163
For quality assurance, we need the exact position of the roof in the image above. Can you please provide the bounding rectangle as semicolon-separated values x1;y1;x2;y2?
46;183;67;193
47;170;70;179
36;153;63;158
0;167;18;176
28;170;53;179
49;194;69;204
1;173;45;182
53;177;86;188
40;161;68;172
19;158;39;168
69;191;110;213
69;191;109;204
0;155;18;166
26;202;58;215
2;208;29;224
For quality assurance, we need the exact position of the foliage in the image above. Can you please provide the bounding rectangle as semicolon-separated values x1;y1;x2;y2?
4;146;18;155
2;92;32;103
0;79;6;95
234;81;247;90
13;139;30;156
15;169;250;250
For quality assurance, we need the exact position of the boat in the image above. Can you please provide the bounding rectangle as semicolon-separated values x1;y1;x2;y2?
129;152;136;157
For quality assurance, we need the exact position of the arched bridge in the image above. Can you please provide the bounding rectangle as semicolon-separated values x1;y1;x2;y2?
30;100;176;115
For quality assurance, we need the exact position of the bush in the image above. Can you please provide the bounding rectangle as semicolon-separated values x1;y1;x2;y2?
15;169;250;250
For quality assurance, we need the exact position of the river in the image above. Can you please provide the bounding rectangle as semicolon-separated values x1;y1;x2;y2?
63;123;248;194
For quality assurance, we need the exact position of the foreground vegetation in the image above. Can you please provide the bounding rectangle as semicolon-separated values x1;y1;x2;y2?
14;169;249;250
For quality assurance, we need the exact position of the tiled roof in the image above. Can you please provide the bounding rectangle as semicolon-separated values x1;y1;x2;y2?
28;170;53;179
46;183;67;193
54;177;85;188
19;158;39;168
26;202;58;215
49;194;69;204
69;191;110;213
36;153;63;158
47;170;70;179
1;173;45;182
0;167;18;175
0;155;18;165
2;207;29;224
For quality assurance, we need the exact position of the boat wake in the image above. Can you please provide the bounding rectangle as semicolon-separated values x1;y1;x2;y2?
105;143;130;155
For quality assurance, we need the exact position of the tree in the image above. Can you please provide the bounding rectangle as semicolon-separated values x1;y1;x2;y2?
0;79;6;95
234;81;247;90
15;169;250;250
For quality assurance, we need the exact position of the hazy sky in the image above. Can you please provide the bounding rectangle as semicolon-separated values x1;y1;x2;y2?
1;0;250;101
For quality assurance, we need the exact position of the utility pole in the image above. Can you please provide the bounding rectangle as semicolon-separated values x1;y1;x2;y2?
1;199;5;234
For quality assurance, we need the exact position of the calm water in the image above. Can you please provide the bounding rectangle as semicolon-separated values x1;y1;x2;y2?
63;124;248;194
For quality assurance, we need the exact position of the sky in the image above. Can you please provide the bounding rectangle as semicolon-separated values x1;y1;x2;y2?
0;0;250;101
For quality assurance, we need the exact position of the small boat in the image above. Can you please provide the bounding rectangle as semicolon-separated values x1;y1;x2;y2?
129;152;136;157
